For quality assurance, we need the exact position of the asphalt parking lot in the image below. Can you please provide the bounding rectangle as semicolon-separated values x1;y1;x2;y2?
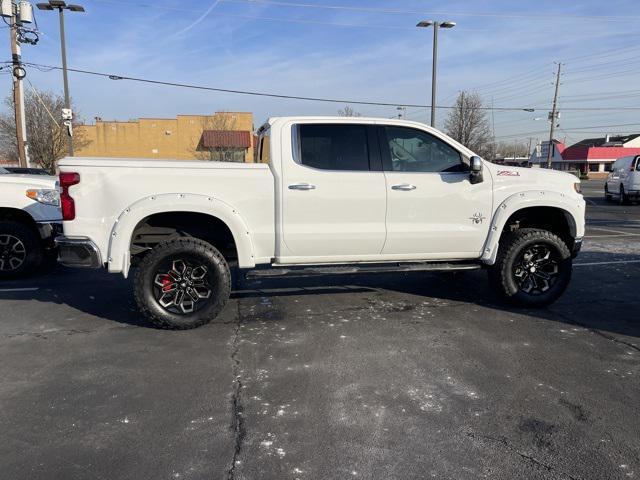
1;180;638;480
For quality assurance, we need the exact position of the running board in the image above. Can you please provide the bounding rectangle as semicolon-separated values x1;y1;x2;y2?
245;262;481;279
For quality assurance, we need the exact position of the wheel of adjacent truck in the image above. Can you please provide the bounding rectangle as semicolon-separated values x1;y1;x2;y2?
134;237;231;329
0;220;43;280
488;228;572;308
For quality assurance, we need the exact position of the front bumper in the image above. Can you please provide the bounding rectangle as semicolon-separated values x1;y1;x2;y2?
55;236;103;268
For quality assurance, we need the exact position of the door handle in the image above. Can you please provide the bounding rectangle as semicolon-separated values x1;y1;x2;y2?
288;183;316;191
391;183;417;191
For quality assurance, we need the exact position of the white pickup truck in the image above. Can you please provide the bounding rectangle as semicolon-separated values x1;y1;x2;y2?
0;167;61;278
56;117;585;329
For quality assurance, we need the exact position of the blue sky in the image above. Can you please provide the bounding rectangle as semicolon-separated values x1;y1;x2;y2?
7;0;640;147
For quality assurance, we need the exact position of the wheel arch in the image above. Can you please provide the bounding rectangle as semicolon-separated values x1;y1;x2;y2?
107;193;255;277
481;191;584;265
0;207;39;233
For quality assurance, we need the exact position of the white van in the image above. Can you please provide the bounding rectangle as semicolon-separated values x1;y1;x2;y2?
605;155;640;204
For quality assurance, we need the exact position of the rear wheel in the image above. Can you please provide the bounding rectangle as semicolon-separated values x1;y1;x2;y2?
488;228;572;307
0;220;43;279
134;237;231;329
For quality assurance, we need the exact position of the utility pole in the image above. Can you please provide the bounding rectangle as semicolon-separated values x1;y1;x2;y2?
546;62;562;169
2;0;37;168
9;13;28;167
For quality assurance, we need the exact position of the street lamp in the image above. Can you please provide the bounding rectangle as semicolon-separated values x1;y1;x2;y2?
36;0;85;156
416;20;456;128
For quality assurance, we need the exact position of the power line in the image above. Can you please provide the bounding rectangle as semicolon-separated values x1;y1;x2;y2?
19;61;640;112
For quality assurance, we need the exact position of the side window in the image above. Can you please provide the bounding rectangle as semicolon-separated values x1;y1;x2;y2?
258;130;270;164
382;126;465;173
635;156;640;171
297;124;370;171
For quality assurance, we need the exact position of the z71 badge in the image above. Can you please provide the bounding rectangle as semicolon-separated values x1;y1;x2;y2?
497;170;520;176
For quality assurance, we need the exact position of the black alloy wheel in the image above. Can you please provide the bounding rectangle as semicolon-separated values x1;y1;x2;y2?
512;244;560;295
153;258;212;315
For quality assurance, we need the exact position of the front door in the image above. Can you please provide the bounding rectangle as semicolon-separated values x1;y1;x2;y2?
379;125;493;258
280;122;387;261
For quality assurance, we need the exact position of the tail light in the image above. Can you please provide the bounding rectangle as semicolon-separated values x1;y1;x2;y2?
59;172;80;220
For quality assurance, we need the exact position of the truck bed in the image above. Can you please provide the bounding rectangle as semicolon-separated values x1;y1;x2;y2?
58;157;276;266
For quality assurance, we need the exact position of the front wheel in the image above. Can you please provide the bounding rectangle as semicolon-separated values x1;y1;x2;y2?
0;220;43;279
134;238;231;329
604;184;612;201
488;228;572;307
619;186;628;205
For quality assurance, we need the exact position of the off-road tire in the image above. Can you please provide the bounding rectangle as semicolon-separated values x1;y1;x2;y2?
488;228;572;308
134;237;231;329
0;220;43;280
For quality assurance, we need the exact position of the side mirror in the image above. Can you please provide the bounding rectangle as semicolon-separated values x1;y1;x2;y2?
470;156;483;184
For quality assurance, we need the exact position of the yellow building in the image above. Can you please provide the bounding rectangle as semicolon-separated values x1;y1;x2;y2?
75;112;255;162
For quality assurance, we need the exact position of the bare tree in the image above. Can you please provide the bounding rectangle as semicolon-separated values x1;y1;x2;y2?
443;91;492;158
0;88;90;173
494;140;531;159
338;105;361;117
191;112;243;162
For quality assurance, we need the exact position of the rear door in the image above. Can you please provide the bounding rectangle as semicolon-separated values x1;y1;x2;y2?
379;124;492;258
279;122;387;261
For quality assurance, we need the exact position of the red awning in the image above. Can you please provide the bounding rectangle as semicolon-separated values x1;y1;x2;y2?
201;130;251;148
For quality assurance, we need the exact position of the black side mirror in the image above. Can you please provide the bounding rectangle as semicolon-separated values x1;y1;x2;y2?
470;156;483;184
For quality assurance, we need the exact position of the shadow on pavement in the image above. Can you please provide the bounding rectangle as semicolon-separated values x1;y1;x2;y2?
0;252;638;339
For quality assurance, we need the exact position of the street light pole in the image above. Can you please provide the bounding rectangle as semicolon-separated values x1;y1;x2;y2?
431;22;438;127
36;1;84;157
417;20;455;128
58;7;71;153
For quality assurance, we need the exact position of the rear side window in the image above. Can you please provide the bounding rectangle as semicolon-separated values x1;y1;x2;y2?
381;126;465;173
296;124;370;171
257;126;270;164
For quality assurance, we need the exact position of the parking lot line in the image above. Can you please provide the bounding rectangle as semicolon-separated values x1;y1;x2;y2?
587;226;637;235
574;259;640;267
0;287;39;292
585;234;640;238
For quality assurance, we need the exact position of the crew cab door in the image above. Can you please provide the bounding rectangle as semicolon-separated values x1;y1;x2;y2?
378;125;492;258
279;122;386;260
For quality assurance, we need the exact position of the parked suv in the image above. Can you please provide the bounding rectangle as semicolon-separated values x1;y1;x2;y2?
56;117;586;329
605;155;640;204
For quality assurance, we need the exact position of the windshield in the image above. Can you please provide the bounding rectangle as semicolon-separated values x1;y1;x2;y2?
0;167;8;174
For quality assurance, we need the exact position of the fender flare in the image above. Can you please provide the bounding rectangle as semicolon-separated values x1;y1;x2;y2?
106;193;255;277
481;190;584;265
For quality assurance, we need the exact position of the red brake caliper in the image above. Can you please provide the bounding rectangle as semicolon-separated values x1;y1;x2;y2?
160;275;173;292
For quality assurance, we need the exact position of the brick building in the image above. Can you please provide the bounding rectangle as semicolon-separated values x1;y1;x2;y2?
75;112;255;162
